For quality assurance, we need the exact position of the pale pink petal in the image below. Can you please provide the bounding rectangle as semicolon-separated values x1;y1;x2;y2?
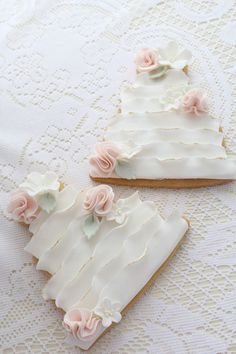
83;185;114;217
135;48;159;73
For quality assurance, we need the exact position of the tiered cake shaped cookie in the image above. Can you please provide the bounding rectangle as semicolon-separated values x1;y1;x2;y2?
7;171;189;350
89;42;236;188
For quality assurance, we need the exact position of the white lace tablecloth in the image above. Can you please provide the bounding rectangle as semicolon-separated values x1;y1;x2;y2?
0;1;236;353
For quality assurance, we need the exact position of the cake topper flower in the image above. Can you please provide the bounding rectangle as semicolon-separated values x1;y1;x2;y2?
158;41;192;70
106;197;130;224
19;171;60;213
82;185;114;239
94;298;122;328
135;48;159;73
63;308;101;340
89;142;139;180
6;190;39;224
83;185;114;217
182;89;209;115
89;142;121;177
135;41;192;79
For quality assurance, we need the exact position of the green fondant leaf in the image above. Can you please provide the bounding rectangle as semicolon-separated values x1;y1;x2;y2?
82;214;100;240
115;160;134;180
149;65;169;79
37;193;56;213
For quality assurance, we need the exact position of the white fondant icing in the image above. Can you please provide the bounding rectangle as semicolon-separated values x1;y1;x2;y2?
55;201;160;311
121;89;186;113
90;53;236;180
118;142;227;160
74;210;188;348
122;73;189;103
121;69;190;113
42;192;142;300
105;129;223;145
73;215;164;310
29;186;79;234
109;112;220;131
24;187;81;258
134;69;189;87
42;219;115;300
122;158;236;179
36;216;84;274
23;188;188;349
29;210;48;234
96;212;188;310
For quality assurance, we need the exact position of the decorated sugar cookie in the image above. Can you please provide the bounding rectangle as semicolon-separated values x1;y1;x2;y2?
6;171;189;350
89;42;236;188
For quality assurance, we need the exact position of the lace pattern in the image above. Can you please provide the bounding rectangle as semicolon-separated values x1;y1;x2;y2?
0;1;236;353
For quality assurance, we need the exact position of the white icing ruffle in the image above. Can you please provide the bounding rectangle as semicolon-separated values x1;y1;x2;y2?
109;112;220;131
120;158;236;179
134;69;189;87
55;200;159;311
105;128;223;145
119;142;227;160
122;69;190;113
42;192;142;300
90;55;236;180
24;190;188;350
25;186;81;258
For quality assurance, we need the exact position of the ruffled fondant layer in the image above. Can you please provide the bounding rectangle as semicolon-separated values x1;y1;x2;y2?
25;189;188;323
90;66;236;180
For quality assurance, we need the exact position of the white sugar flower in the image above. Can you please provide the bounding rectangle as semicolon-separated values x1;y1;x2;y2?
114;143;141;179
94;298;122;328
107;198;130;224
119;144;141;160
158;41;192;70
20;171;60;213
159;86;188;111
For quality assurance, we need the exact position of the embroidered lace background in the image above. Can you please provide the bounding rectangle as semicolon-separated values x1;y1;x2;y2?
0;1;236;353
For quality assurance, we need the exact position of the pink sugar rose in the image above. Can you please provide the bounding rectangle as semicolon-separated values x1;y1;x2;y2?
135;48;159;73
89;142;120;177
182;89;209;115
7;190;39;224
63;308;101;340
83;185;114;217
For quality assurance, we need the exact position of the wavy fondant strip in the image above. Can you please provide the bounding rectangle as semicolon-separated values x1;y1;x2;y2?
121;84;188;100
29;186;78;234
134;69;189;87
122;157;236;179
25;188;81;259
118;142;226;159
122;97;183;113
36;216;84;274
105;129;223;145
109;112;220;131
88;43;236;182
19;186;189;350
96;213;188;310
74;213;188;350
73;215;164;310
42;220;116;300
55;202;160;311
42;192;142;300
